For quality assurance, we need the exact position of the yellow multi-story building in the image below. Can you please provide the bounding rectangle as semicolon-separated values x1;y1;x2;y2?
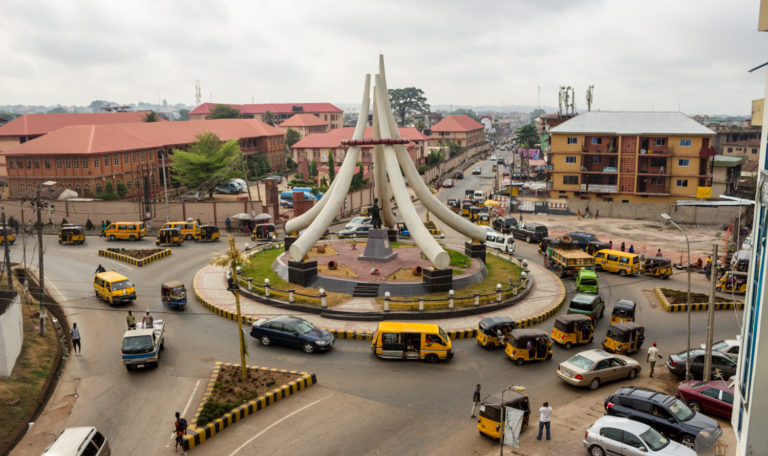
547;111;716;203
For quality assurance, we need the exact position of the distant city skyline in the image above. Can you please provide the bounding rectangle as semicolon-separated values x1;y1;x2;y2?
0;0;765;116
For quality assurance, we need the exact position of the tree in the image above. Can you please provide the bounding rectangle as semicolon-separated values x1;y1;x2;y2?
327;151;335;183
144;111;159;122
247;154;271;177
529;108;546;122
263;111;276;126
515;123;540;148
350;163;366;191
447;108;480;121
308;160;319;182
178;109;190;121
96;181;120;200
426;150;443;166
388;87;430;126
447;141;464;157
208;104;240;119
285;128;301;151
414;120;426;131
286;157;297;171
47;106;68;114
170;131;244;198
89;100;112;111
116;180;128;198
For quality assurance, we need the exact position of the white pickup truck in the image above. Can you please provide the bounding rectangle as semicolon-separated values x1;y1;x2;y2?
121;320;165;370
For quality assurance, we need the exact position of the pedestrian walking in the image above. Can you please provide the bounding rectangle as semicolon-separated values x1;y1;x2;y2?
70;322;81;354
100;220;106;237
174;412;188;454
608;240;613;250
656;248;662;257
595;209;599;220
142;310;154;328
705;256;712;279
471;384;482;418
647;342;662;377
225;217;231;232
244;223;251;236
536;401;552;441
628;245;635;254
620;242;626;252
126;310;136;330
577;209;581;219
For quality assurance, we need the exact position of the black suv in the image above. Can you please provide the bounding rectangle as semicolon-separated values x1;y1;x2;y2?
511;223;549;243
604;386;722;450
565;231;598;250
492;217;518;234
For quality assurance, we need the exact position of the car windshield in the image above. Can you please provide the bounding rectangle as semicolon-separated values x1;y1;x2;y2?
712;341;730;351
668;398;695;421
570;300;594;311
565;354;594;370
640;428;670;451
122;335;154;353
295;320;316;334
675;350;693;360
112;280;133;291
579;278;597;286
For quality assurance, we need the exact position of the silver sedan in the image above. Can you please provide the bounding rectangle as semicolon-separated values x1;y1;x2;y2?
557;349;640;390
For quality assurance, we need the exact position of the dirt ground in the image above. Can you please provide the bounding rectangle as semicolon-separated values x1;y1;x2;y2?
107;248;164;259
514;212;729;263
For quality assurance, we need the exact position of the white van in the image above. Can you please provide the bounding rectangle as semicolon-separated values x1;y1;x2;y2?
473;190;485;201
42;426;110;456
486;232;515;254
229;178;248;192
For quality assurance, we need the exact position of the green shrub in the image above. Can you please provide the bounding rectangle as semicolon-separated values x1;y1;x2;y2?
85;219;95;230
61;218;68;225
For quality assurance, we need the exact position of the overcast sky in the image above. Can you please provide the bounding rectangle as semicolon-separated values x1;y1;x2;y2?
1;0;766;115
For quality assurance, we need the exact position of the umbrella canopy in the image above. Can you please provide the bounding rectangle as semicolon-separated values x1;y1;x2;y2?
230;213;253;221
484;200;500;206
254;213;272;223
502;179;511;185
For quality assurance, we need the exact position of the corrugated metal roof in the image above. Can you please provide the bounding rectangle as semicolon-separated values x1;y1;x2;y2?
713;155;745;167
549;111;715;136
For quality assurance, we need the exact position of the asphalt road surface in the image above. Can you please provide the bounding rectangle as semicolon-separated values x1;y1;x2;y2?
9;148;743;455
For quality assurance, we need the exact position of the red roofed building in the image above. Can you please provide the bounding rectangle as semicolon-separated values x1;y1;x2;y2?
0;111;160;186
189;103;343;129
278;114;329;138
291;127;428;183
2;119;284;199
428;115;489;157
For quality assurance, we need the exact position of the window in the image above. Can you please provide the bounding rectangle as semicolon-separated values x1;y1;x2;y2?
679;139;692;147
622;432;645;449
651;177;663;185
44;160;51;169
701;388;720;399
563;175;579;185
676;179;688;187
34;160;39;169
8;161;13;169
727;147;733;153
82;159;88;169
591;137;602;145
96;183;102;194
567;137;578;145
654;138;666;146
113;156;119;165
126;179;132;189
65;159;71;168
75;184;81;194
599;427;622;442
141;151;146;162
11;184;16;193
752;148;758;154
84;184;90;196
722;391;734;405
94;157;100;167
565;156;576;164
124;153;129;164
678;159;689;167
16;160;23;169
26;160;31;169
133;152;137;162
104;155;109;166
73;159;79;168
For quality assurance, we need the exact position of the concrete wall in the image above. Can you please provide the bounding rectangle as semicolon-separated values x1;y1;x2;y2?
565;199;742;225
0;292;22;377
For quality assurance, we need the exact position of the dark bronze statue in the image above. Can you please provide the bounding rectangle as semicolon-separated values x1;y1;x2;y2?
371;198;382;229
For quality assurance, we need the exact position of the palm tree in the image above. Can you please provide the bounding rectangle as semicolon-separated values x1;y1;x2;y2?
144;111;159;122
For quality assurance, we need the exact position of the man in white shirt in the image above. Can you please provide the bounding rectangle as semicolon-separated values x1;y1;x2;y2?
647;342;662;377
536;401;552;441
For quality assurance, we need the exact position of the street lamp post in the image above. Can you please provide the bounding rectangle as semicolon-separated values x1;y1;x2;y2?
661;213;692;380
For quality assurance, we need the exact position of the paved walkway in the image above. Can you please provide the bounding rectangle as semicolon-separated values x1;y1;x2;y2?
194;260;565;333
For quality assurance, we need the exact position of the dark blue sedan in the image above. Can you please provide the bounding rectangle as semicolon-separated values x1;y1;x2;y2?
250;316;335;353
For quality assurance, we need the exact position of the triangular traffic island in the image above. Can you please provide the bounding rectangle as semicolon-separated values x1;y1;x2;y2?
183;362;317;451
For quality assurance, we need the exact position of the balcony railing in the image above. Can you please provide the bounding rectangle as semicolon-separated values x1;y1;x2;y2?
580;184;617;193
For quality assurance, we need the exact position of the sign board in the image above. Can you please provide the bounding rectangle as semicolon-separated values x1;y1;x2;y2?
502;407;525;447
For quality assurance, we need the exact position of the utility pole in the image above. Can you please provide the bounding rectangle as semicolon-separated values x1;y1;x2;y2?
36;188;45;335
20;201;27;294
2;208;11;290
161;151;170;222
703;244;719;381
212;236;248;380
241;155;257;217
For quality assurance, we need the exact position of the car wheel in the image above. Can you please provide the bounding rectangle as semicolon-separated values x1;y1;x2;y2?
627;368;637;379
588;445;605;456
515;357;524;366
681;435;696;449
526;235;532;243
620;269;627;277
186;235;193;240
687;400;701;413
125;364;132;371
260;335;271;346
110;235;116;241
302;343;315;354
565;341;572;349
589;378;600;390
596;264;603;271
129;235;136;241
484;342;494;350
425;353;439;363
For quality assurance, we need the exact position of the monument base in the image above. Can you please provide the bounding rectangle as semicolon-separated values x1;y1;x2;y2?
387;229;398;242
288;260;317;286
423;267;453;293
465;241;486;263
358;229;398;262
284;236;297;252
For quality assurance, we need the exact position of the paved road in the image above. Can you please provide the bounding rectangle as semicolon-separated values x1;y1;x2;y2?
9;148;743;455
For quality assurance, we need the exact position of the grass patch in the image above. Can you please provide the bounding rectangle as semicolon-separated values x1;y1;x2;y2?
448;249;470;268
660;288;734;304
0;280;59;455
104;248;165;259
197;365;301;426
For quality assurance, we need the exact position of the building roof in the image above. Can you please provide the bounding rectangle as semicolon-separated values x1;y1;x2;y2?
723;139;760;147
278;114;328;128
3;119;283;156
292;127;427;149
430;115;484;133
549;111;715;136
713;155;746;167
190;102;343;116
0;111;160;137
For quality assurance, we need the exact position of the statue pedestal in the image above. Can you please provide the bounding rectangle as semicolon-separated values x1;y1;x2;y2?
288;260;317;286
465;241;486;263
358;229;398;262
284;236;297;252
423;267;453;293
387;229;398;242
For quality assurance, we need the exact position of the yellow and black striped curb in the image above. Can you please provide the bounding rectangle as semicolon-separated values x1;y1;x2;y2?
654;287;744;312
184;362;317;451
98;248;171;267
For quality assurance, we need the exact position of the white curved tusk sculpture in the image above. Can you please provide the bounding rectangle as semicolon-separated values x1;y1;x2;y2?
289;55;481;269
288;74;371;262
